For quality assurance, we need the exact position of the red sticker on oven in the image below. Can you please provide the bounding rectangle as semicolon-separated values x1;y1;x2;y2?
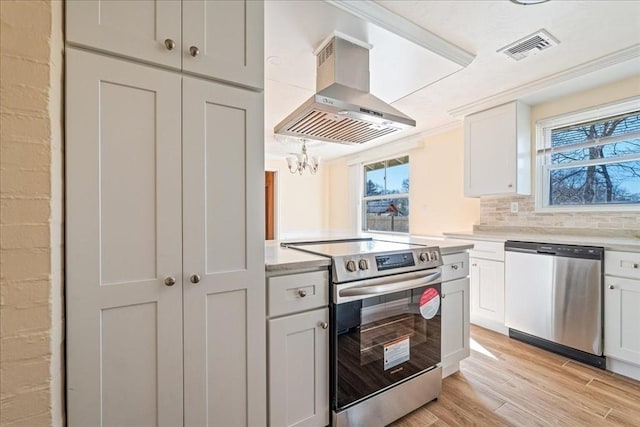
419;288;440;319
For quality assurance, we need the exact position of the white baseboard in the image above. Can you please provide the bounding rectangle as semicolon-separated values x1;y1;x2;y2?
441;362;460;378
607;357;640;381
470;316;509;336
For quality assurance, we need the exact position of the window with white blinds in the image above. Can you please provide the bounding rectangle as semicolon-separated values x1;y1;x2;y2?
536;98;640;210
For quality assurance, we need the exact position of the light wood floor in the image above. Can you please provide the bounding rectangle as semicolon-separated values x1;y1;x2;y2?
391;325;640;427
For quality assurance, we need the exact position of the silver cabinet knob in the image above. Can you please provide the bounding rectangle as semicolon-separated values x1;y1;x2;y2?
609;285;615;290
298;289;307;298
190;274;201;284
441;294;446;299
451;264;459;270
164;38;176;50
164;276;176;287
189;46;200;57
472;263;477;267
319;321;328;329
507;184;513;188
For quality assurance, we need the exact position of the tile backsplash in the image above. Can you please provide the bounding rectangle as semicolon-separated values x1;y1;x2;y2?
478;195;640;238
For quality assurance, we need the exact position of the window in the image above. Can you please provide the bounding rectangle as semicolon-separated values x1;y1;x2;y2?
537;98;640;210
362;156;409;232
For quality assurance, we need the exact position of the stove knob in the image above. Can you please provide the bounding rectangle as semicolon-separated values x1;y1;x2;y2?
430;251;440;261
419;252;430;262
346;260;357;272
359;259;369;270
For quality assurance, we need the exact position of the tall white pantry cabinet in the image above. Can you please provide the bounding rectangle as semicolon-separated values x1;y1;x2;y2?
65;1;265;426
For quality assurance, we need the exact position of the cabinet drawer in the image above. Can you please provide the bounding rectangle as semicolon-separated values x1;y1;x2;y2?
441;252;469;282
606;251;640;280
268;270;329;317
468;240;505;261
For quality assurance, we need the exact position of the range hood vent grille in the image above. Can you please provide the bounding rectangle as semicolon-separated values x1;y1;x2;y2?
498;29;559;61
285;110;400;144
317;39;334;67
274;35;416;144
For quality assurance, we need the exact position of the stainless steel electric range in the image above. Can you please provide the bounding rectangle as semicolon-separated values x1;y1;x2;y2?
284;238;443;427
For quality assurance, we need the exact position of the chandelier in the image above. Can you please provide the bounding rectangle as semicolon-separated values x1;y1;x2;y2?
286;140;319;175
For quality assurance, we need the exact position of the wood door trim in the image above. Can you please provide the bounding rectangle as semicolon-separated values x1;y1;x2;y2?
265;171;275;240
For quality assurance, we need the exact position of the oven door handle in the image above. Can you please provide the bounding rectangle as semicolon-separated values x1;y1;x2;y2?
338;271;441;299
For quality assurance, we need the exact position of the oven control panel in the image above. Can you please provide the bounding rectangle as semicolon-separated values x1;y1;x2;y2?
334;247;442;283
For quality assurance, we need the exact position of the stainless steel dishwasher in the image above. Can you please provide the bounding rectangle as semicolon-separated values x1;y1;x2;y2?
504;241;605;368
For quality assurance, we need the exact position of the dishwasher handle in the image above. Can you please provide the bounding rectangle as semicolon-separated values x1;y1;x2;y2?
537;250;557;256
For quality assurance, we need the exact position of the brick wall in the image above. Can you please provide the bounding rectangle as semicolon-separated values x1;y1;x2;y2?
0;1;64;426
478;194;640;235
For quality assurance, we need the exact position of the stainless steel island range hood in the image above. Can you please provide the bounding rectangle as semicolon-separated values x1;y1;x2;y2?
274;35;416;144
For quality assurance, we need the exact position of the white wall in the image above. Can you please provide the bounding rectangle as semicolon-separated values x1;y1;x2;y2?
326;128;481;236
265;158;329;239
410;128;480;235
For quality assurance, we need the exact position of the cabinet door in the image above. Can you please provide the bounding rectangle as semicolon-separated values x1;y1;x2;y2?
441;278;470;370
470;258;505;324
269;308;330;427
464;102;517;196
605;277;640;364
182;0;264;89
182;76;265;427
66;49;183;426
66;0;181;69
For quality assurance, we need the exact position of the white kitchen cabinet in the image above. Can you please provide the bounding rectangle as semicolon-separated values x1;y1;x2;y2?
269;308;329;427
66;48;265;425
470;257;506;333
183;0;264;89
441;252;471;378
464;101;530;197
267;270;330;427
67;0;182;68
182;76;265;426
604;251;640;380
67;0;263;89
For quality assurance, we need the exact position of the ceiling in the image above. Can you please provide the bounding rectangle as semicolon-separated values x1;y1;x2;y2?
265;0;640;161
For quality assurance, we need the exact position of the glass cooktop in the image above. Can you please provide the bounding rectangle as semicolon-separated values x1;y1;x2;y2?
284;238;427;258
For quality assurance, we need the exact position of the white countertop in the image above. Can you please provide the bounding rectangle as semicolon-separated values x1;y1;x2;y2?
444;230;640;252
265;234;474;272
265;241;331;272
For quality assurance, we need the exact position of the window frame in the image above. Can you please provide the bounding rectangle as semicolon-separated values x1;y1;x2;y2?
361;155;410;234
535;96;640;212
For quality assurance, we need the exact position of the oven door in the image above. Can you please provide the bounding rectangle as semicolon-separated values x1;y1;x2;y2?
332;270;442;411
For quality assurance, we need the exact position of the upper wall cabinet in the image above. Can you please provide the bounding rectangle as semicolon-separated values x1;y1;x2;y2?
182;1;263;90
464;101;531;197
66;0;264;89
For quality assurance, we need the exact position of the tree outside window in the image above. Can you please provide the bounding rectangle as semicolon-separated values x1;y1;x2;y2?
538;105;640;209
362;156;409;232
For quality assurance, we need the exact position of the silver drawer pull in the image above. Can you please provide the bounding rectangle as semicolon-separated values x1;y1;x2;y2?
620;261;640;269
190;274;201;284
164;276;176;287
451;264;459;270
319;321;328;329
189;46;200;57
298;289;307;298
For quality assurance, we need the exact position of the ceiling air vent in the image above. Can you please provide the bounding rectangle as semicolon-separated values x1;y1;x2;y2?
498;29;559;61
